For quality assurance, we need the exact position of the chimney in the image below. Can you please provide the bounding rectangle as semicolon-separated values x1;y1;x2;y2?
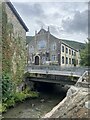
35;30;37;35
48;26;50;32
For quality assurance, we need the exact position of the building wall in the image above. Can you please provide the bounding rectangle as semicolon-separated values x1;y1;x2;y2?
0;2;2;76
2;2;27;84
61;42;80;67
28;28;80;67
28;29;61;65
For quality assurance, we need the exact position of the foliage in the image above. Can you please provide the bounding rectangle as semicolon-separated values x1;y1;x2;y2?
14;92;26;102
23;87;39;98
13;87;39;103
2;3;27;84
0;104;2;112
0;103;7;113
80;40;90;66
2;73;15;104
2;73;39;113
62;39;86;51
2;73;15;112
24;72;36;77
2;3;39;114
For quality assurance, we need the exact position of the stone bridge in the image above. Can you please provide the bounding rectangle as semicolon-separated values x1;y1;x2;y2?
25;65;89;85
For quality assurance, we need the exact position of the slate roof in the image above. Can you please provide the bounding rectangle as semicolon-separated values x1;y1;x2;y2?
6;1;29;32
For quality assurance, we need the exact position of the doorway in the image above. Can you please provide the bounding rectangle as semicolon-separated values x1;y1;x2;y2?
35;56;39;65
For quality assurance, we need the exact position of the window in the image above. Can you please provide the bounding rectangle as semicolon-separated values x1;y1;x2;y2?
51;42;56;50
62;46;64;52
66;47;68;53
72;59;74;64
74;52;76;56
69;49;71;55
72;50;74;55
69;58;71;64
46;52;49;57
77;60;78;65
66;57;68;64
52;55;56;61
53;43;56;50
42;56;46;64
29;46;34;53
38;40;46;49
54;55;56;61
62;56;64;64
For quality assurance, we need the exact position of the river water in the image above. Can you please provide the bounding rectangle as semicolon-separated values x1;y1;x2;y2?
2;84;66;118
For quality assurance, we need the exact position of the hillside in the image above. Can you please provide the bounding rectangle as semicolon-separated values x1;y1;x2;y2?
26;36;34;44
62;39;86;51
26;36;86;51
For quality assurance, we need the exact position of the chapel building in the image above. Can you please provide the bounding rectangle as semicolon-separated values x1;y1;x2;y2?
27;27;80;67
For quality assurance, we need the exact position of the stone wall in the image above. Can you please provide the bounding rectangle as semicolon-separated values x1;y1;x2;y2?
0;2;2;73
42;71;89;118
28;28;80;66
28;29;61;65
2;2;27;85
0;1;2;102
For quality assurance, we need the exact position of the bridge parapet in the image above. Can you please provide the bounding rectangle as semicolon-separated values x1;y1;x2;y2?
25;65;89;77
26;65;88;71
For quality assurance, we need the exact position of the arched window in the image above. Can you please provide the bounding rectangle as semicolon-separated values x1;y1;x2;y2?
51;42;56;50
66;48;68;53
38;40;46;49
69;49;71;55
66;57;68;64
62;46;64;52
62;56;64;64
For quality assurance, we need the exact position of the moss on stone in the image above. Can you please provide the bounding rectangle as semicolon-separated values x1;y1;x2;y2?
2;3;27;86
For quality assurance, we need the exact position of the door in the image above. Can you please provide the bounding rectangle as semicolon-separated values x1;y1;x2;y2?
35;56;39;65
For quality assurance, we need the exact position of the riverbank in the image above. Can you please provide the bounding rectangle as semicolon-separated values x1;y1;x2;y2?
2;84;66;118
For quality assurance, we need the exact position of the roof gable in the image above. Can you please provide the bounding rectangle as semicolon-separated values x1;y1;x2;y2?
37;28;47;34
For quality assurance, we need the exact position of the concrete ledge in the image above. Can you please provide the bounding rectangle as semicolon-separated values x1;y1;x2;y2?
42;97;67;118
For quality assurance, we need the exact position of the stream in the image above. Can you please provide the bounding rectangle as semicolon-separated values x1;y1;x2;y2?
2;83;67;118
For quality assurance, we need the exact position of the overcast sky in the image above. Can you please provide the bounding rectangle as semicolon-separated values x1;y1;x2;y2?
10;0;89;43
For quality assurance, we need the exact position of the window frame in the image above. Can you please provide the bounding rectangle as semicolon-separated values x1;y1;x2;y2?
66;47;68;54
69;49;71;55
69;58;71;64
62;56;64;64
66;57;68;64
62;45;64;52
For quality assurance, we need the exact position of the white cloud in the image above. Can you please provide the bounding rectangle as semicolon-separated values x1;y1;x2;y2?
10;0;88;43
10;0;89;2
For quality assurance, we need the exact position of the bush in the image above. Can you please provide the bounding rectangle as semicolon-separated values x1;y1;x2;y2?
23;86;39;98
14;92;26;102
2;73;15;104
0;104;2;112
14;88;39;102
2;73;39;113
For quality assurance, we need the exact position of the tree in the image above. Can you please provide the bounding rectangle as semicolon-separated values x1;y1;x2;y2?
80;39;90;66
